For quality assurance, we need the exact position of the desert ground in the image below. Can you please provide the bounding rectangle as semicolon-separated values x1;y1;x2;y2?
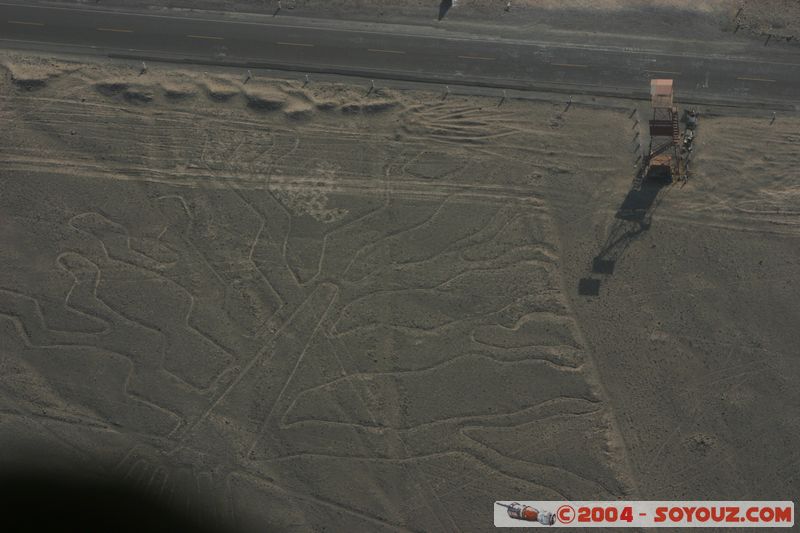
0;49;798;531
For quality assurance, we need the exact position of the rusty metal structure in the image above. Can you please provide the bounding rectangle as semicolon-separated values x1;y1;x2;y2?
643;79;684;184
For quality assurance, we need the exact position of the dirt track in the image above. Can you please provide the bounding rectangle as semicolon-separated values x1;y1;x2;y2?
0;53;798;531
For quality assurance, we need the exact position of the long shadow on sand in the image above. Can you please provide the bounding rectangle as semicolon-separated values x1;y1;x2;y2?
438;0;453;20
579;174;670;296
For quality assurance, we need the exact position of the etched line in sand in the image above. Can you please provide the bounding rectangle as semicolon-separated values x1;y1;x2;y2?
170;284;338;450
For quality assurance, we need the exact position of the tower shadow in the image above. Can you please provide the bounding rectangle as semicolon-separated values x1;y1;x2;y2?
578;170;671;296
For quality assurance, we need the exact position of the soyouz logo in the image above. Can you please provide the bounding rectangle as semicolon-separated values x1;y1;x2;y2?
494;501;795;528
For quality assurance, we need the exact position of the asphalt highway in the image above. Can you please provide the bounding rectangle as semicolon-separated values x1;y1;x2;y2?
1;2;798;108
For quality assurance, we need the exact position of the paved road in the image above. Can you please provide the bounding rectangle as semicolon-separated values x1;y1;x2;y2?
1;2;798;108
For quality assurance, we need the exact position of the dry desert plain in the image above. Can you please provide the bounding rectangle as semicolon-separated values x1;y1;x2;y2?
0;54;798;531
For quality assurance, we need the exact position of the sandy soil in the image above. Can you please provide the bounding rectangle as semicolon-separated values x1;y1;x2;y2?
1;51;798;531
0;53;634;531
738;0;800;41
548;105;800;505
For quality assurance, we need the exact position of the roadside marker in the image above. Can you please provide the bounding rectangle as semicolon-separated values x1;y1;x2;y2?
458;55;495;61
368;49;405;54
736;76;776;82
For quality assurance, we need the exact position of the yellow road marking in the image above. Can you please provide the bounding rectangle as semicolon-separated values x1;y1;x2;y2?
736;76;776;82
459;55;495;61
8;21;44;26
368;48;405;54
552;63;588;68
645;69;681;75
277;41;313;47
97;27;133;33
187;34;224;40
